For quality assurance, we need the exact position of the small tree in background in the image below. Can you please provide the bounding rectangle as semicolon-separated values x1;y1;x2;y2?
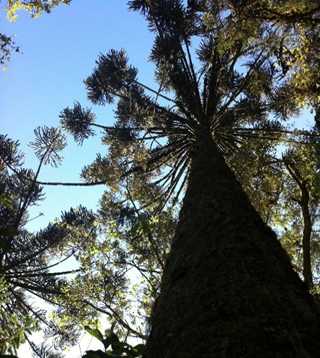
0;130;100;356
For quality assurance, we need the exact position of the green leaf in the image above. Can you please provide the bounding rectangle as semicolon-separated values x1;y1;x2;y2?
131;344;145;356
102;332;119;350
82;350;109;358
84;326;104;342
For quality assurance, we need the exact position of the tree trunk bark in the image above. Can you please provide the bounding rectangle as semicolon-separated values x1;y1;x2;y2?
300;182;313;289
283;156;313;288
144;132;320;358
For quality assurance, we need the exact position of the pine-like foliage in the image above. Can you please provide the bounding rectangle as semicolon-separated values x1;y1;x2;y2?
61;0;299;205
0;133;100;355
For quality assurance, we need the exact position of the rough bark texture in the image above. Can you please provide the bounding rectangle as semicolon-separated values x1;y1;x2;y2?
283;156;313;288
300;183;313;288
144;132;320;358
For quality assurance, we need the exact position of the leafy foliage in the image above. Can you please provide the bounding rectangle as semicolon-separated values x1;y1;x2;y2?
228;0;320;105
82;324;144;358
0;275;36;355
54;179;176;343
3;0;72;21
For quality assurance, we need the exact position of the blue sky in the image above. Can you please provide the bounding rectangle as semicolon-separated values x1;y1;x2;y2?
1;1;155;356
1;0;156;232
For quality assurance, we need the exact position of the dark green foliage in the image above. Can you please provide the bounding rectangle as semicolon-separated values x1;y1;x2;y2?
85;50;139;106
82;324;144;358
29;126;67;167
0;133;102;355
0;135;24;168
0;33;19;67
59;102;96;145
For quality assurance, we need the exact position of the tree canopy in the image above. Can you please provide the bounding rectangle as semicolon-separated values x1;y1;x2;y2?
2;0;320;357
60;0;320;356
0;130;176;356
228;0;320;105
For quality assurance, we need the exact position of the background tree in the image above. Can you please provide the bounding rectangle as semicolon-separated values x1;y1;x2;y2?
273;128;320;289
0;130;178;356
54;175;176;343
59;0;320;357
228;0;320;105
0;131;102;356
230;125;320;289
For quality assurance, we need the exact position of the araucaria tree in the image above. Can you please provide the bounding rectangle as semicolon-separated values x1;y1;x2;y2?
0;131;101;356
61;0;320;357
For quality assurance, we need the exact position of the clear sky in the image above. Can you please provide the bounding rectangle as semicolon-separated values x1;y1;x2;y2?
1;1;155;356
1;0;156;231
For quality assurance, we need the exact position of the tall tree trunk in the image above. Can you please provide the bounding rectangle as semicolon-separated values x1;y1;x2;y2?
144;132;320;358
300;183;313;288
283;156;313;288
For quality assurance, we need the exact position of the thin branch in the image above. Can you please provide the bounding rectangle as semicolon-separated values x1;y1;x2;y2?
82;298;147;340
5;268;81;279
8;277;63;295
2;230;70;272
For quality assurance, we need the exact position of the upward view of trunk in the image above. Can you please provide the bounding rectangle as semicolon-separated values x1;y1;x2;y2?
144;132;320;358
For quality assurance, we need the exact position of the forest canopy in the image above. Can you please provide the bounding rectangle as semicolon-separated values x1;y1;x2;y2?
1;0;320;357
